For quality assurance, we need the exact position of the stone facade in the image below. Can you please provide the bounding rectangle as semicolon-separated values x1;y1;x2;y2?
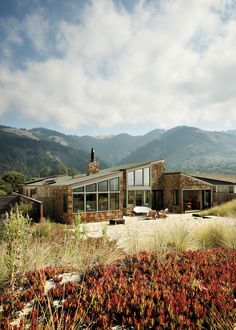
21;160;228;223
151;161;166;189
87;161;100;175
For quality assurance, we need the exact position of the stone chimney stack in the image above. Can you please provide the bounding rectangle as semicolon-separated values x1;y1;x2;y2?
87;148;100;175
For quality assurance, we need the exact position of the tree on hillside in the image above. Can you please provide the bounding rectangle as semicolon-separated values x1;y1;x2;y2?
40;166;52;178
51;163;68;176
0;178;12;194
2;171;25;191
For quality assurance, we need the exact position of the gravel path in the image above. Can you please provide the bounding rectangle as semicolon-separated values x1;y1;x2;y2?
85;213;236;251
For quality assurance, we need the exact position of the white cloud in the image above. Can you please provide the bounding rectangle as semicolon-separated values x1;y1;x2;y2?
1;0;236;132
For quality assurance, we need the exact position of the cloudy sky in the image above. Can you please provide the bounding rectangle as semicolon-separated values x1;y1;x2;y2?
0;0;236;136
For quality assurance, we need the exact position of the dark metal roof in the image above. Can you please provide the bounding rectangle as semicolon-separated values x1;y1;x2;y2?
191;173;236;185
24;160;164;187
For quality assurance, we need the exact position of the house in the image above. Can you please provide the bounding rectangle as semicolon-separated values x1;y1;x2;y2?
192;173;236;206
0;192;43;221
20;149;231;223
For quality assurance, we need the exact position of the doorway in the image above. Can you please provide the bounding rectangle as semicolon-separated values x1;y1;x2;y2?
202;190;211;209
152;190;163;210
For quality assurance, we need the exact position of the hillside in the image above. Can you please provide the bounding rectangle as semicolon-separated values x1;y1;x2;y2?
0;126;106;178
30;128;165;165
119;126;236;173
1;124;236;176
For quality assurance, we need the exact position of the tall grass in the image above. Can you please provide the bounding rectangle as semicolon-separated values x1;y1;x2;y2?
128;222;192;253
199;198;236;217
1;211;236;291
0;214;124;292
126;220;236;253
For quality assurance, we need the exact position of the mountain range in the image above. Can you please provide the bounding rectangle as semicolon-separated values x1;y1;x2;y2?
0;124;236;178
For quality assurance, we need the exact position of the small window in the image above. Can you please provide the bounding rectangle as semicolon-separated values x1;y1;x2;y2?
110;193;119;210
136;190;143;206
135;169;143;186
143;167;150;186
86;183;96;192
144;190;150;206
73;187;84;193
128;171;134;186
73;194;84;213
110;177;119;191
128;191;135;205
86;194;96;212
98;193;108;211
229;186;234;193
173;190;179;205
98;180;108;192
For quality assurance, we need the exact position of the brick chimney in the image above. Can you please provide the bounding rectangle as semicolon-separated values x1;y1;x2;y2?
87;148;100;175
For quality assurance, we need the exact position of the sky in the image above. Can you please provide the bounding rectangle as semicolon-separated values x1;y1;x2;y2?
0;0;236;136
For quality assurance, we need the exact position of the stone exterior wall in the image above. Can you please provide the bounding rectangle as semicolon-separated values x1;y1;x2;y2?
151;161;166;189
87;161;100;175
162;173;213;213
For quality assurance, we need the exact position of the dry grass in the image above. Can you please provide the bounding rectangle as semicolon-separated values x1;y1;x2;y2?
126;219;236;253
0;219;124;292
1;213;236;291
199;199;236;217
191;221;236;249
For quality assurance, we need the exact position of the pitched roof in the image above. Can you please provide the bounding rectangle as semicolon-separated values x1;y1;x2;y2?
25;160;163;187
191;173;236;185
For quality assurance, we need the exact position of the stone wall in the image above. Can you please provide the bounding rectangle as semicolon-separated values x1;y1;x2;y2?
151;161;166;189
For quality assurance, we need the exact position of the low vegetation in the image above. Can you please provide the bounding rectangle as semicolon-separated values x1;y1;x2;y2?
199;199;236;217
0;212;235;329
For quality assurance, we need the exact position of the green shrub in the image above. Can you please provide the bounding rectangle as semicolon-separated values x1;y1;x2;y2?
1;210;31;288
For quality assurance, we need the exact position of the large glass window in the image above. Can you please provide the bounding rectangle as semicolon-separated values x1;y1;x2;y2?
98;193;108;211
72;176;120;213
73;194;84;213
128;171;134;186
143;167;150;186
110;193;119;210
86;194;96;211
110;177;119;191
98;180;108;192
135;169;143;186
128;167;150;187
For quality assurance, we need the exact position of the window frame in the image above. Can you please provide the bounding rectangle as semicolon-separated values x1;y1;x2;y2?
72;176;120;213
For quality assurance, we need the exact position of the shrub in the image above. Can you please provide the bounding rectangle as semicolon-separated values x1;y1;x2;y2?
0;210;31;289
0;249;235;329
